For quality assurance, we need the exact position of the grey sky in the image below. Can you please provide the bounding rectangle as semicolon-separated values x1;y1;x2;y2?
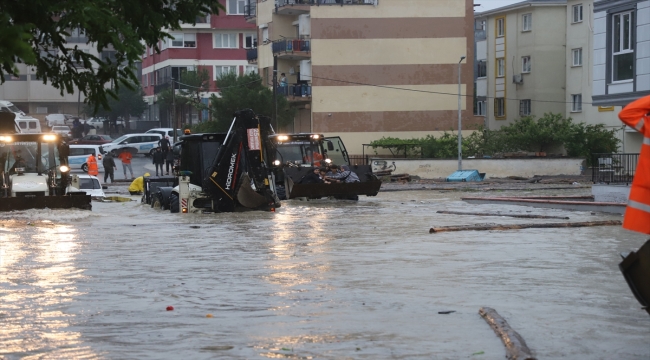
474;0;523;12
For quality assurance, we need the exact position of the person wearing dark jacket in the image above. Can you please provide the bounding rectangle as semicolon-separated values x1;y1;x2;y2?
299;167;330;184
165;149;174;175
152;147;165;176
102;152;117;183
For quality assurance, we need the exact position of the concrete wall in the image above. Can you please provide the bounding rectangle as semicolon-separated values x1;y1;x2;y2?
370;158;585;179
592;184;630;203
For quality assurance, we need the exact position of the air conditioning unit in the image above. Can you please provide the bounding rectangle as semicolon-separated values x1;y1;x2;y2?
513;74;523;84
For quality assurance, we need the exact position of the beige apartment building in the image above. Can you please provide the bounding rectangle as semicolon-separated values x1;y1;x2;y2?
248;0;476;155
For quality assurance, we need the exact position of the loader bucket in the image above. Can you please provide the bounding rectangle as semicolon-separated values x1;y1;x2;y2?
619;239;650;315
0;192;92;211
284;166;381;200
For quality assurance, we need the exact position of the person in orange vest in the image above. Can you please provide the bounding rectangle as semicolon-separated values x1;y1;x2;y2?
618;95;650;234
118;149;134;179
87;153;99;177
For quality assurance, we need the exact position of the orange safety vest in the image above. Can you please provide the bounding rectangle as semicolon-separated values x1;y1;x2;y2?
87;154;99;176
618;95;650;234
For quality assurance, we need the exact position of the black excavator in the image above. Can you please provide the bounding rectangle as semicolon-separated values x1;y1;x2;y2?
151;109;280;213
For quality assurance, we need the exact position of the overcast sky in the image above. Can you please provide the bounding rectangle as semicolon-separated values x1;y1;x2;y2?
474;0;523;12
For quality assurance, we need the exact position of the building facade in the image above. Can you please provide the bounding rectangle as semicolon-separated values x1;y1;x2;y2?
248;0;476;155
141;0;256;127
592;0;650;152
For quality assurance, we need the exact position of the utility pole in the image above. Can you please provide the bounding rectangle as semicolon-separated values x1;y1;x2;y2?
172;77;177;143
272;55;278;130
457;56;465;171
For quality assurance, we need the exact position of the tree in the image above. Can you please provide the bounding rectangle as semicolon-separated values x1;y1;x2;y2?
194;72;295;133
0;0;223;109
498;113;573;152
177;69;211;125
84;82;148;132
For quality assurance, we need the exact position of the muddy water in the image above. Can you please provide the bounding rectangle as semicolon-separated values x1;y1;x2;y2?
1;189;649;359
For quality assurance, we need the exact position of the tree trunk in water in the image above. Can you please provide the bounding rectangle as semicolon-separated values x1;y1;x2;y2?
429;220;621;233
436;210;569;220
479;307;536;360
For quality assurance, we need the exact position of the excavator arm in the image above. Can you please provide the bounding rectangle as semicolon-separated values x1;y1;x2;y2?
201;109;279;212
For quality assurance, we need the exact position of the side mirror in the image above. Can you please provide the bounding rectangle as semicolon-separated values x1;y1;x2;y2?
327;141;334;151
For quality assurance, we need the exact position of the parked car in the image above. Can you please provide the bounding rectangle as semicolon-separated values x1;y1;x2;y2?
17;117;43;133
102;133;162;156
75;174;106;198
69;144;105;172
145;128;182;139
46;113;74;128
86;117;124;129
69;134;113;145
51;125;72;139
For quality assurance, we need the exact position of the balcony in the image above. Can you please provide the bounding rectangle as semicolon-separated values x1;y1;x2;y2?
246;48;258;64
272;38;310;60
278;84;312;103
244;2;256;23
276;0;376;15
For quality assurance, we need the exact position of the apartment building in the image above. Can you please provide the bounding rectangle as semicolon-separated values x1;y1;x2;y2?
141;0;256;127
247;0;476;155
592;0;650;152
475;0;569;130
0;31;102;117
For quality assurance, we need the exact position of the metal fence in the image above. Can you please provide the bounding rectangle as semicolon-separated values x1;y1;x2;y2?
272;38;311;53
591;153;639;184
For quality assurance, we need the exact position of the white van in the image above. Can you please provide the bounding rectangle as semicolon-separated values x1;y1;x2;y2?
145;128;182;139
101;133;163;156
0;100;26;116
69;144;105;172
16;117;42;133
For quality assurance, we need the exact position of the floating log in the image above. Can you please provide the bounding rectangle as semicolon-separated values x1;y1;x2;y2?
479;307;536;360
436;210;569;220
429;220;621;233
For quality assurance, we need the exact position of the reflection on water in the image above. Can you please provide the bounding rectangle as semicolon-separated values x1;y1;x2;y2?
0;221;98;359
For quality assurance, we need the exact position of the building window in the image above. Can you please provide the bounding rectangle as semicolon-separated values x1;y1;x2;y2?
522;14;532;31
572;4;583;23
475;100;487;116
228;0;245;15
36;107;48;114
572;94;582;112
262;28;269;43
244;33;257;49
522;56;531;73
572;48;582;66
214;33;238;48
477;60;487;78
520;100;531;116
169;33;196;48
612;11;634;82
244;65;258;75
497;58;505;77
214;65;238;80
495;98;505;117
496;18;505;37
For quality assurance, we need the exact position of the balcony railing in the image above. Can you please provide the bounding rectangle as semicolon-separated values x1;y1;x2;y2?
591;153;639;184
272;38;311;54
277;0;375;7
245;2;256;19
278;84;312;99
246;48;258;62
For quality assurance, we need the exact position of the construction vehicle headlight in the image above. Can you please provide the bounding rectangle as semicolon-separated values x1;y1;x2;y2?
311;134;320;139
273;160;281;166
59;165;70;173
324;158;332;164
0;136;12;142
43;134;57;141
277;135;289;141
182;208;188;213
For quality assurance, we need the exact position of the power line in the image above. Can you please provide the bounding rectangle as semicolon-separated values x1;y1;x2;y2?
298;73;596;106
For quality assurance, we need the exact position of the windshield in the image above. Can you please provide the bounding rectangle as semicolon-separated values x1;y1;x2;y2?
112;135;128;144
276;141;324;166
0;140;62;175
79;177;101;189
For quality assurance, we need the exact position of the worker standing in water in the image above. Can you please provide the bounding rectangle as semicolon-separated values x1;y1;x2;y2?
617;94;650;314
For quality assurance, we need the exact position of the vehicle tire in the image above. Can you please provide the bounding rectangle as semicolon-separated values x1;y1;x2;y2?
170;193;180;213
151;198;162;210
82;163;88;172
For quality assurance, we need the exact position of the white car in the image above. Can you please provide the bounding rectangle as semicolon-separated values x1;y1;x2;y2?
51;125;72;139
146;128;182;139
75;174;106;198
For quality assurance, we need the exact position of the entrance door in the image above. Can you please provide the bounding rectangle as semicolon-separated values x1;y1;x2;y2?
324;136;349;166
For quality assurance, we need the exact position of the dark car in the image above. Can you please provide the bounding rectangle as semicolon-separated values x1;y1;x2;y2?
69;134;113;145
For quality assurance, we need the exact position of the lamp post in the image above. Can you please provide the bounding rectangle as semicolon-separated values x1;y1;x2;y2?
457;56;466;171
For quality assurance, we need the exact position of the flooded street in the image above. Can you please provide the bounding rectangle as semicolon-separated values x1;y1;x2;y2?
1;188;649;359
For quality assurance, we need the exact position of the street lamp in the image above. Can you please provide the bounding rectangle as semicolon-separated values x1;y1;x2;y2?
458;56;466;171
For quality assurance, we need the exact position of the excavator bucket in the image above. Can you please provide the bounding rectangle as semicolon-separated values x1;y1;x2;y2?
619;239;650;315
0;193;91;211
284;166;381;200
236;173;274;210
